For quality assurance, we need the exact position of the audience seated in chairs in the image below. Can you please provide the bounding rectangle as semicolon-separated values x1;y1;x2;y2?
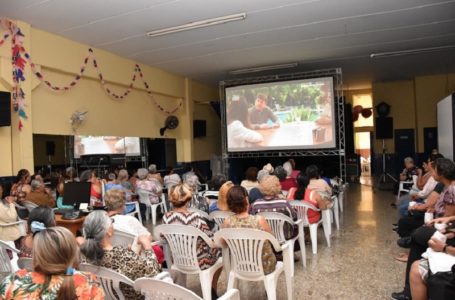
209;181;234;213
79;210;161;300
135;168;162;205
25;180;56;208
222;185;277;274
397;159;438;218
162;183;221;298
392;158;455;300
0;226;105;300
79;170;103;207
248;169;271;204
17;206;56;258
251;175;297;240
104;188;164;264
306;165;333;204
240;167;260;193
147;164;164;185
163;167;181;190
10;169;32;205
0;184;23;245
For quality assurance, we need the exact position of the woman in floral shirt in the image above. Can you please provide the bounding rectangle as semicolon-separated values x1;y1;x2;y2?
0;226;104;299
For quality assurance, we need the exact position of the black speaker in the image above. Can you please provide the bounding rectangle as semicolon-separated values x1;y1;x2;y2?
193;120;207;138
46;141;55;156
0;91;11;127
376;117;393;139
344;103;355;155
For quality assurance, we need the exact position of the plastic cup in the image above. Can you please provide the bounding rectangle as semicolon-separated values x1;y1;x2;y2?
408;201;417;208
424;212;434;223
434;223;448;232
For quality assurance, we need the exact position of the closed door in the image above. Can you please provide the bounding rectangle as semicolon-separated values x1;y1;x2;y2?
394;129;415;174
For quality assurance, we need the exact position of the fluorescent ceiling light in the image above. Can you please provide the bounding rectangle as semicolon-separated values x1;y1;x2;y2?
370;45;455;58
229;63;298;75
147;13;246;37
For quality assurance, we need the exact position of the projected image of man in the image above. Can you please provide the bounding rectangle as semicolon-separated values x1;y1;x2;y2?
248;94;280;129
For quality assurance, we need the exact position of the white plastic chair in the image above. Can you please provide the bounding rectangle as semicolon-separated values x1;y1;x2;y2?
17;257;33;271
290;200;331;254
112;229;136;248
125;201;142;224
209;211;234;230
154;224;223;300
188;207;211;220
134;277;240;300
200;191;219;207
22;201;38;212
79;263;135;300
258;212;306;275
0;240;20;281
137;189;167;226
397;175;417;201
331;195;340;231
214;228;293;300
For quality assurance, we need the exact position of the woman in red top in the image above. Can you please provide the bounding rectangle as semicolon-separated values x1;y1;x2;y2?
288;172;328;223
80;170;103;206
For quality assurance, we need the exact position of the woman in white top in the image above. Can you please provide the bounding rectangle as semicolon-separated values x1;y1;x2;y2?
227;96;263;148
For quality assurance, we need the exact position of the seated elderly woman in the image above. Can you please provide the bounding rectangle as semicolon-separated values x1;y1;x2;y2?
251;175;297;240
240;167;260;193
222;185;277;274
25;179;56;208
10;169;32;204
0;184;22;245
135;168;162;204
280;162;298;192
408;215;455;300
248;169;271;204
104;188;164;263
0;226;104;299
147;164;163;184
306;165;332;199
209;181;234;213
16;206;56;258
79;170;103;207
162;183;221;298
163;167;181;190
80;210;161;300
392;158;455;300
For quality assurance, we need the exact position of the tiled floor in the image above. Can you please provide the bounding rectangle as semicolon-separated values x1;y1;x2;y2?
151;183;405;299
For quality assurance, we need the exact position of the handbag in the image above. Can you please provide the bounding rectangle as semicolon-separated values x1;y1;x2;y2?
427;264;455;300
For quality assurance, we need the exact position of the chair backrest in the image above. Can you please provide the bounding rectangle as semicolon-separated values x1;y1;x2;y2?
134;277;202;300
79;263;134;300
214;228;281;280
257;212;294;244
17;257;33;271
290;200;320;226
0;240;20;281
154;224;215;274
112;230;136;248
187;207;211;220
209;211;234;228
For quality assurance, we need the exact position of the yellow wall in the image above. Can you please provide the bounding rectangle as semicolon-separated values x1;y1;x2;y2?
32;134;67;167
372;74;455;154
0;20;219;176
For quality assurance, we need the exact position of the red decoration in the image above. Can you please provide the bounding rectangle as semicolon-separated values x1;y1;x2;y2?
352;112;359;122
361;108;372;118
353;105;363;114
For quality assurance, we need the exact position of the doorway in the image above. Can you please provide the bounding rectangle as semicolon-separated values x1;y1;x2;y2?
355;132;372;185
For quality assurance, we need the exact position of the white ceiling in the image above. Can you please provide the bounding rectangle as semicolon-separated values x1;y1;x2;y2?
1;0;455;89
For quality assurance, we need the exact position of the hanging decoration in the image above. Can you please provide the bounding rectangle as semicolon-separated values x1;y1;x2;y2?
352;105;373;122
0;18;183;130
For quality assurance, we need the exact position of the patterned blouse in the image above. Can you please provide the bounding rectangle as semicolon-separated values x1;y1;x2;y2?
136;179;162;204
435;184;455;217
162;211;221;270
224;215;277;275
82;246;160;300
0;269;104;299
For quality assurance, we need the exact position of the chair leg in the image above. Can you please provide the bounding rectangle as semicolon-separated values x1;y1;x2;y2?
263;274;278;300
309;224;318;254
333;199;340;230
152;206;157;226
339;192;344;212
227;271;238;289
145;206;150;221
199;271;214;300
322;212;331;248
297;233;306;268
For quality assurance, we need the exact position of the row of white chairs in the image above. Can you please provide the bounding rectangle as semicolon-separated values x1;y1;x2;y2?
14;256;239;300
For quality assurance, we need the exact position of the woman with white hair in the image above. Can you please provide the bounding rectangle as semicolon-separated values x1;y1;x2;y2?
135;168;162;204
147;164;163;184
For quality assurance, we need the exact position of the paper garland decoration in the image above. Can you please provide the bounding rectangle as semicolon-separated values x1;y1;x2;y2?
0;18;183;129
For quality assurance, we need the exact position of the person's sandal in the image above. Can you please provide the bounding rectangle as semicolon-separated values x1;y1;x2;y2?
394;253;408;262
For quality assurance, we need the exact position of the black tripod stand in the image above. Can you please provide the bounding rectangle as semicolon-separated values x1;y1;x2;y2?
376;139;397;190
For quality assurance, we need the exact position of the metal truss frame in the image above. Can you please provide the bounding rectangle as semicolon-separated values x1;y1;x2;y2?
219;68;346;180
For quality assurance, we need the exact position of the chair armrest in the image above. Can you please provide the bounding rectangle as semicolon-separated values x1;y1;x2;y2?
218;289;240;300
0;221;24;227
154;271;172;282
294;219;303;226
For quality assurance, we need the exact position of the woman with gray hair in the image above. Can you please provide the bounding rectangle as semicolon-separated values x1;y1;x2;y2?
80;210;160;300
135;168;162;204
147;164;163;184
